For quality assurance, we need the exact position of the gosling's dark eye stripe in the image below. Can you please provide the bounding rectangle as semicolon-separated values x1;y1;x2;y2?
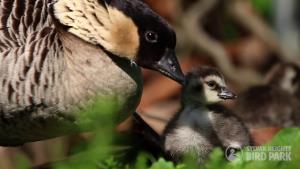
205;81;218;89
213;85;220;91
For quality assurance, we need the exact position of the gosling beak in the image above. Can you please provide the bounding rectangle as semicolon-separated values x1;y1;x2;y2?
218;87;237;100
152;49;185;85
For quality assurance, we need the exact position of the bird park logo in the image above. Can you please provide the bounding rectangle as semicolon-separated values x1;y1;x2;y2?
225;146;292;162
225;146;242;161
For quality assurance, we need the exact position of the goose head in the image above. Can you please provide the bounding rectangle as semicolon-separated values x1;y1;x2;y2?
51;0;185;84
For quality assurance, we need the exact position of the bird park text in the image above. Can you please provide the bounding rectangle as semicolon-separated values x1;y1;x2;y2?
225;146;292;161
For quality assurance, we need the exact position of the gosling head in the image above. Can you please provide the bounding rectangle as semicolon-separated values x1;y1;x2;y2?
265;63;300;95
183;67;237;104
51;0;185;84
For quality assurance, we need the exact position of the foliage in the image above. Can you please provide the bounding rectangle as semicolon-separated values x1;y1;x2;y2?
149;158;185;169
15;154;31;169
52;127;300;169
97;156;127;169
53;97;120;169
251;0;273;20
15;96;300;169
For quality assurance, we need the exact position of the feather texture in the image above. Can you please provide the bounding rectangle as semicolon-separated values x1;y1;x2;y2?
0;0;143;145
53;0;139;59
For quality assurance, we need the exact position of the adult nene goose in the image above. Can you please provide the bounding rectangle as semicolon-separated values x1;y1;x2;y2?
0;0;184;146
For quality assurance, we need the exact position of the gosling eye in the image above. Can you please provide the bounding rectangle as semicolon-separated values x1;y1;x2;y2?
145;31;158;43
206;81;217;89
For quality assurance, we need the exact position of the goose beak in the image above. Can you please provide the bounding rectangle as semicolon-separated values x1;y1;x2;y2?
152;49;185;85
218;87;237;100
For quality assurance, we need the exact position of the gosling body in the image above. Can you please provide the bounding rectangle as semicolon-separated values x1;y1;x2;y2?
235;63;300;128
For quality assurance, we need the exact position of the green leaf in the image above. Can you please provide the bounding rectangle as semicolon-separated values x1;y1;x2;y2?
251;0;273;19
149;158;178;169
15;154;31;169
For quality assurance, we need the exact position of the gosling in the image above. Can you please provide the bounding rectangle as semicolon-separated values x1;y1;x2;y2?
235;63;300;128
162;67;250;163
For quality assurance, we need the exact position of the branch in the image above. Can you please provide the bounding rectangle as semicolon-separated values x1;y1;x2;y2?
179;0;263;87
228;0;300;65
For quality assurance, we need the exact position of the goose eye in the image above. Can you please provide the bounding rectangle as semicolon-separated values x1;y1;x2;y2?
145;31;158;43
206;81;217;88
